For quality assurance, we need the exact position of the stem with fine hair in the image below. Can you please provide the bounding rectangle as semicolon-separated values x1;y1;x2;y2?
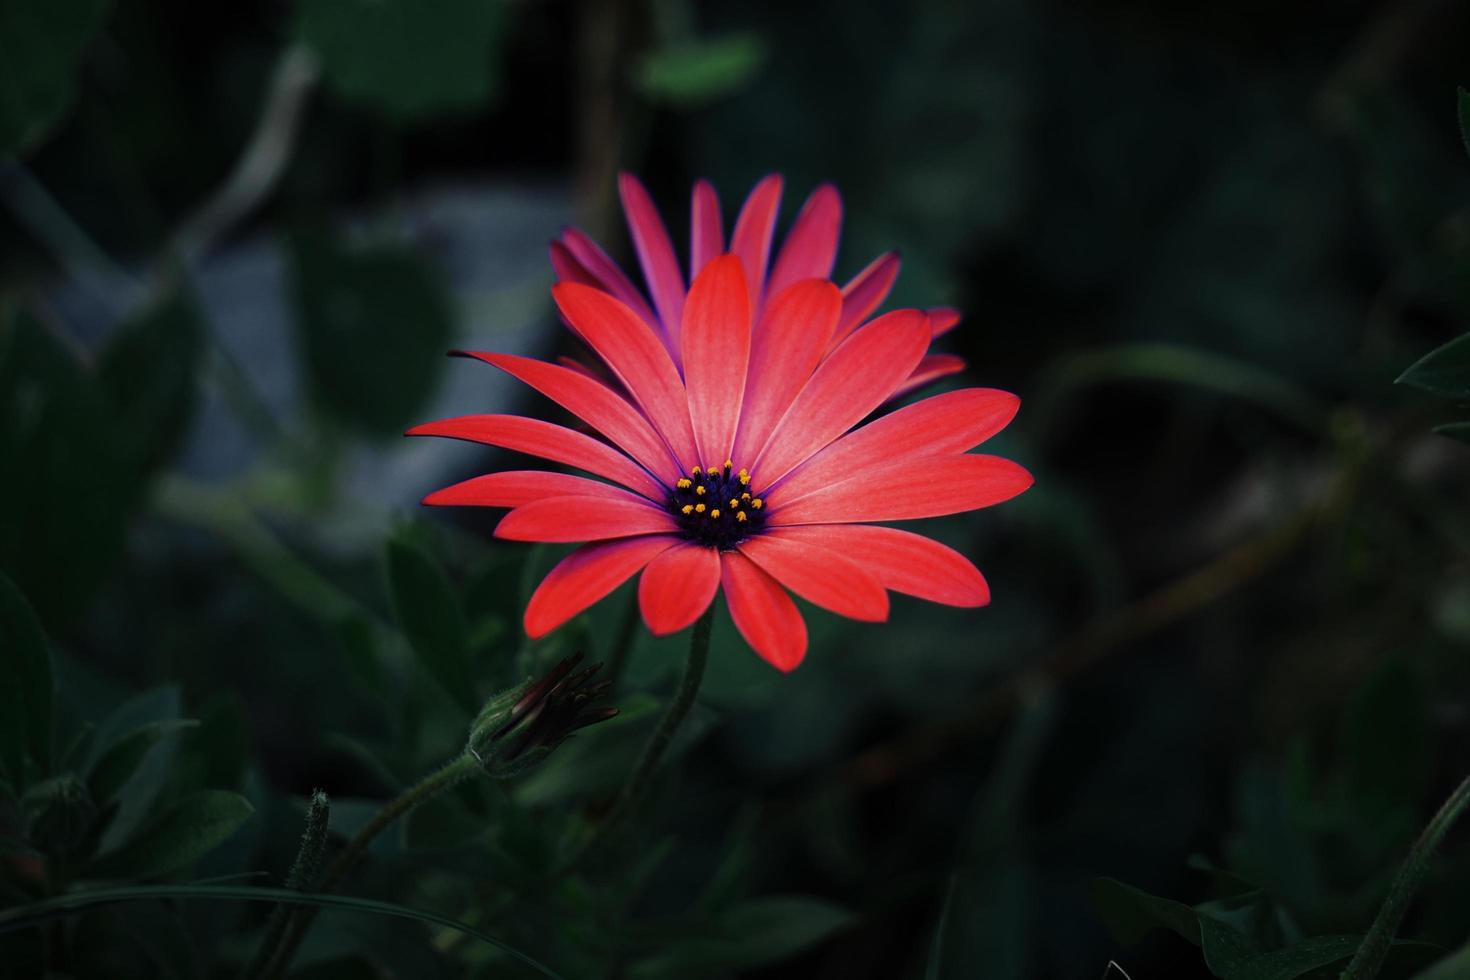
259;754;478;980
1340;772;1470;980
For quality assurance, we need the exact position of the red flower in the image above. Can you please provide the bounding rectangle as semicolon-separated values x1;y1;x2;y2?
411;175;1032;671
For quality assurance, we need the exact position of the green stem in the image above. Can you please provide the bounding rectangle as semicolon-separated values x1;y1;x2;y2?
260;754;477;980
1340;772;1470;980
604;587;642;688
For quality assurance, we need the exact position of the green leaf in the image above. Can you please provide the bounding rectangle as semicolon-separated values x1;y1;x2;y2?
86;719;199;805
0;883;565;978
1433;421;1470;445
295;0;503;120
627;895;851;979
0;572;53;788
1413;938;1470;980
96;288;205;476
1458;88;1470;161
0;0;111;154
1091;877;1203;948
88;790;254;879
385;530;477;712
636;34;768;107
1341;660;1427;824
287;230;454;434
1397;333;1470;399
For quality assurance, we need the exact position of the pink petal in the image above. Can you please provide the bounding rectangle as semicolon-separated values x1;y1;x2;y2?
889;353;967;400
765;184;842;302
750;309;930;488
462;351;679;485
682;255;751;467
559;227;661;330
730;279;841;464
549;240;598;287
619;172;687;351
737;533;888;622
690;179;724;281
556;355;611;385
768;454;1034;525
832;251;900;346
495;494;677;543
769;387;1021;507
719;550;807;672
928;307;961;338
406;414;665;501
729;174;784;310
423;470;634;508
525;536;680;638
552;282;700;473
638;542;721;635
765;524;989;607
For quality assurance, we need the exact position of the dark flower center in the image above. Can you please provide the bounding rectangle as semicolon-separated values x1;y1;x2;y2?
667;460;766;549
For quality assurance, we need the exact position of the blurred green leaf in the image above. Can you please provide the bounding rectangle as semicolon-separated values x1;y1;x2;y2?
288;230;454;434
0;572;53;789
1413;938;1470;980
96;288;205;477
86;719;199;806
627;895;851;980
1458;88;1470;161
89;790;253;879
1341;661;1427;826
385;530;477;713
1432;421;1470;445
295;0;502;119
0;309;134;624
636;34;768;107
0;0;110;154
1092;877;1204;948
1398;333;1470;399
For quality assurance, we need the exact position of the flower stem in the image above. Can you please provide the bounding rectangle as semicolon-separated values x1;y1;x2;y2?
258;754;478;980
1340;772;1470;980
604;586;642;688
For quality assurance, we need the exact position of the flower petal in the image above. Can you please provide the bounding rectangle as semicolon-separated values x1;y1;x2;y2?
719;550;807;672
737;533;888;622
619;172;687;350
549;240;598;287
768;454;1034;525
424;470;635;508
525;536;680;638
690;178;724;281
765;183;842;301
495;495;678;543
764;524;989;607
462;351;680;485
769;387;1021;506
638;542;721;635
928;307;961;338
406;414;665;501
731;279;841;464
558;227;660;329
832;251;900;346
729;174;783;309
751;309;930;488
552;282;699;472
889;353;967;400
682;255;751;467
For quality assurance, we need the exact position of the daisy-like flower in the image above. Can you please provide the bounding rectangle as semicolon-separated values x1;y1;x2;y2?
411;175;1032;671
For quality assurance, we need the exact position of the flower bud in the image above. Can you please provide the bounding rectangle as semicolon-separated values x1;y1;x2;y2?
466;653;617;778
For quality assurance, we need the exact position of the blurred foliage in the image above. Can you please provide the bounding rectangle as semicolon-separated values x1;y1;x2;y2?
2;0;1470;978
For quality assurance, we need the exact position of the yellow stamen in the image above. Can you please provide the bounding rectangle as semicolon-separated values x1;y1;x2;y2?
724;459;733;470
751;498;763;509
694;503;706;513
710;509;720;518
706;466;719;476
736;511;748;523
729;498;739;508
695;485;706;496
677;478;692;489
741;492;751;501
681;504;694;515
739;473;751;485
690;466;701;477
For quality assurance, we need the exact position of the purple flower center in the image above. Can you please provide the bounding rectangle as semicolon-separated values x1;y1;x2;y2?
667;460;766;549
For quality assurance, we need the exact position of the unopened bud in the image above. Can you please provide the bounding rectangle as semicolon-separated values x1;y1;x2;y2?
466;653;617;778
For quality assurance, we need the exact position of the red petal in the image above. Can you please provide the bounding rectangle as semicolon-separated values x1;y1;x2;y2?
719;551;807;672
768;454;1034;525
423;470;634;508
766;524;989;607
638;542;721;635
495;495;677;543
738;533;888;622
729;174;784;310
751;309;930;488
690;179;724;282
928;307;961;338
619;173;687;350
525;536;679;638
550;240;598;287
769;387;1021;507
832;251;900;345
731;279;841;464
406;414;664;500
552;283;699;472
559;227;660;329
889;353;967;400
765;184;842;302
462;351;679;485
682;255;751;467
